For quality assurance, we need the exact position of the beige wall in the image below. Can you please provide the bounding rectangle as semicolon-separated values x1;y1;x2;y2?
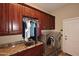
52;3;79;31
0;35;23;44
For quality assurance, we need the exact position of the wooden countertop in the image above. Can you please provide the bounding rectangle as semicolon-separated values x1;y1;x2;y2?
0;42;43;56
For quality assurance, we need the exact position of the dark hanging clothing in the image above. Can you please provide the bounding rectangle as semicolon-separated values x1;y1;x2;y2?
22;21;27;39
34;24;37;40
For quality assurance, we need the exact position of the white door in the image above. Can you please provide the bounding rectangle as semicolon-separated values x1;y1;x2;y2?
63;17;79;56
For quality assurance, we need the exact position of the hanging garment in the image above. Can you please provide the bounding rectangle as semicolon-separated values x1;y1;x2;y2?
34;23;37;40
36;21;39;37
30;20;36;37
22;17;27;39
25;20;31;38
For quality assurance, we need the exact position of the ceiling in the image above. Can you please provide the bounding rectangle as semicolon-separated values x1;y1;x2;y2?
26;3;67;15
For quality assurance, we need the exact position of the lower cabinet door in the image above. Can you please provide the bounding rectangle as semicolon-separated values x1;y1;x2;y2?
11;44;44;56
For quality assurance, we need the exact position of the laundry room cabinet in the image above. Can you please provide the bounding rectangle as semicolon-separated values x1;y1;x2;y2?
0;4;22;36
8;4;22;34
0;3;55;36
0;4;9;36
11;43;44;56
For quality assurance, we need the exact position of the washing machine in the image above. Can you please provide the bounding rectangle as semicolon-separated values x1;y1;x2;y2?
41;30;62;56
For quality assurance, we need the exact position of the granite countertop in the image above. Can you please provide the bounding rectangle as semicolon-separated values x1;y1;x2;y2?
0;42;43;56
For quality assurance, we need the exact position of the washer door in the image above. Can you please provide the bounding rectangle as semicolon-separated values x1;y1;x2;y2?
47;37;51;46
50;36;55;48
47;36;55;47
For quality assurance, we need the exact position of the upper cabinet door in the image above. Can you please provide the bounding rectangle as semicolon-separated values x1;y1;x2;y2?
35;11;43;29
51;16;55;29
23;6;31;17
30;8;36;18
9;4;22;34
17;4;23;33
40;13;46;29
0;4;9;35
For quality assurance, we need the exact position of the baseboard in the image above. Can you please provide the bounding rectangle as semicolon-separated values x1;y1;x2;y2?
64;53;72;56
62;50;72;56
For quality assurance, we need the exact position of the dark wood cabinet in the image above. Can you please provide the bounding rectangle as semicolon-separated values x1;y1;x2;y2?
0;4;9;36
50;16;55;29
47;15;55;29
12;43;44;56
9;4;17;34
23;5;32;17
30;8;36;18
40;13;46;29
8;4;22;34
0;3;55;36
